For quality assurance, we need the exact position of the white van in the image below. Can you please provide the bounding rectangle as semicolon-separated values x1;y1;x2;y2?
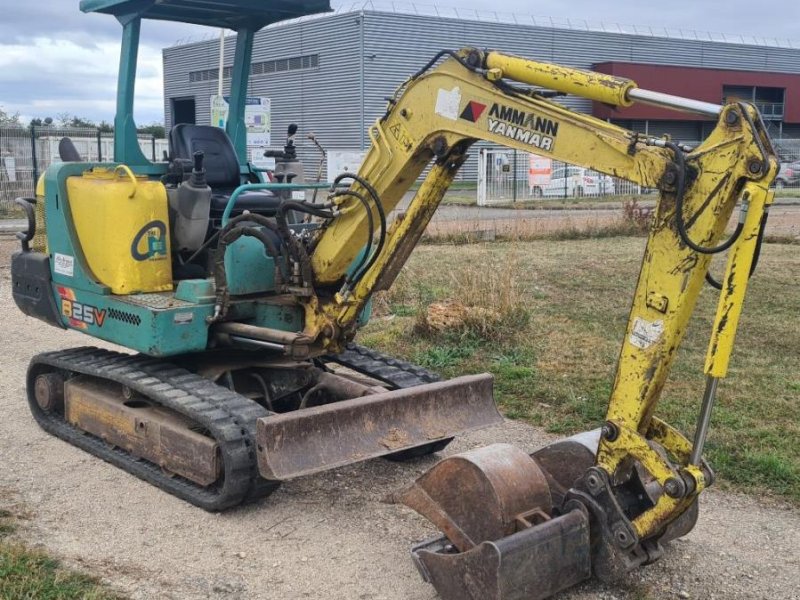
531;165;615;197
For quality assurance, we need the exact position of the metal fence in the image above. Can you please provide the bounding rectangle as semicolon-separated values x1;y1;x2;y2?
3;127;798;214
0;127;167;213
477;140;800;205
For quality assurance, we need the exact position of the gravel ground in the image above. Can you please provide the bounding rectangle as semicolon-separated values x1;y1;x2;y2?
0;237;798;600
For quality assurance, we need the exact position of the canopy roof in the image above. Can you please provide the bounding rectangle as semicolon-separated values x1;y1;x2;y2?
80;0;331;30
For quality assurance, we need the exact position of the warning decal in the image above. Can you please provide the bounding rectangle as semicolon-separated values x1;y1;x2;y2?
629;317;664;349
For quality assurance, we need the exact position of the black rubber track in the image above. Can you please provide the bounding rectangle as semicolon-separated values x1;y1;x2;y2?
26;344;446;510
322;343;441;388
27;347;277;511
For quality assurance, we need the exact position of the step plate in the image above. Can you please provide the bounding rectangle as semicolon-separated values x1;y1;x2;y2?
256;373;501;479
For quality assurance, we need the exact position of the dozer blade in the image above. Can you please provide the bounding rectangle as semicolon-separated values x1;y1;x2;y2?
255;373;501;480
397;438;600;600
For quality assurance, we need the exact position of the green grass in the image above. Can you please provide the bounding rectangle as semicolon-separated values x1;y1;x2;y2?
360;237;800;504
774;188;800;198
493;194;652;210
0;506;124;599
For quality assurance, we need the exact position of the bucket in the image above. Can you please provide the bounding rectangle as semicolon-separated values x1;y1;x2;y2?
66;165;172;294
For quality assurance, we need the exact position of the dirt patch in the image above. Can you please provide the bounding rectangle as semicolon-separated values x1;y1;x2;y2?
0;238;798;600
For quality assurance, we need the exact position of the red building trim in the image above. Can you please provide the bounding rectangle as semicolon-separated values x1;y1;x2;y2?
592;62;800;123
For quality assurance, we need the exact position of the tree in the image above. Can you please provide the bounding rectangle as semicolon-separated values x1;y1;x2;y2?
54;113;96;128
56;112;73;128
29;117;54;127
69;115;97;129
0;107;22;128
137;122;165;138
98;120;113;133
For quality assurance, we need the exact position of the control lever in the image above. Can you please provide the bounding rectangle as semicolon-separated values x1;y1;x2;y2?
190;151;207;187
263;124;299;160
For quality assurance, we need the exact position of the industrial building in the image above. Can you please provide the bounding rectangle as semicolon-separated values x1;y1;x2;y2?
162;5;800;177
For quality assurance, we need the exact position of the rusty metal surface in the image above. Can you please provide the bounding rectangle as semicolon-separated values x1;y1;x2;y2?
33;372;65;412
64;376;220;486
396;443;552;552
306;371;386;402
659;498;699;545
531;434;598;508
412;508;592;600
256;373;501;479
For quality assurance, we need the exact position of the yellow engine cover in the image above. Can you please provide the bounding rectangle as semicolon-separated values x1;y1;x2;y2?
66;165;172;294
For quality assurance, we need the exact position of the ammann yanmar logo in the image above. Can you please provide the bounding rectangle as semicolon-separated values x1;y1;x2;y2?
131;220;168;262
487;103;559;151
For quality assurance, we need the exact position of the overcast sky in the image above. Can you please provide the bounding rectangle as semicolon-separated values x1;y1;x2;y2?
1;0;798;125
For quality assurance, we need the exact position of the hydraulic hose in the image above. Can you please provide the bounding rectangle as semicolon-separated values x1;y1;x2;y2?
275;204;315;288
666;140;745;255
331;173;387;288
705;209;769;290
210;219;288;322
663;140;765;290
333;189;375;286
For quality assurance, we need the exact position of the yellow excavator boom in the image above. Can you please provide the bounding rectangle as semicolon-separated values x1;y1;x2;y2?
301;48;777;599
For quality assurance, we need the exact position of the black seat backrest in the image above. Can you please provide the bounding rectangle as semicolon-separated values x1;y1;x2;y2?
169;124;241;188
58;137;82;162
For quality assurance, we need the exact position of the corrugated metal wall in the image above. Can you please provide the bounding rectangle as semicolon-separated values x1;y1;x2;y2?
163;13;363;170
163;9;800;181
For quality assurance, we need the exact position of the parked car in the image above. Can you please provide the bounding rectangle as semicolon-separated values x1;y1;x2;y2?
775;160;800;188
531;165;615;197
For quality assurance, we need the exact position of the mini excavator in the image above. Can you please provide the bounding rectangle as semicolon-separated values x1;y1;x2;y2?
11;2;777;597
11;0;503;511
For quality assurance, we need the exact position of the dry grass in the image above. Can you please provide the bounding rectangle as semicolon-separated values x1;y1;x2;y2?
360;237;800;503
414;253;529;340
421;213;644;244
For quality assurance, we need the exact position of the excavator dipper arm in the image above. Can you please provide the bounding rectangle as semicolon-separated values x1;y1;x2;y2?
303;48;776;598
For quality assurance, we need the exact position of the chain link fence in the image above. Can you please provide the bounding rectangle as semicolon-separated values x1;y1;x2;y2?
475;140;800;205
4;127;798;216
0;127;167;215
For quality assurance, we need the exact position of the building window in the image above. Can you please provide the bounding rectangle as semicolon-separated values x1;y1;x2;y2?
723;85;784;120
188;53;319;83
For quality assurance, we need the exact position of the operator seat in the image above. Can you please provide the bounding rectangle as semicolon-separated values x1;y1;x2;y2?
168;124;280;217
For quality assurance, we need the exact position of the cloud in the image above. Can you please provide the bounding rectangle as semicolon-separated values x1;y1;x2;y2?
0;2;206;125
2;0;798;126
0;37;169;124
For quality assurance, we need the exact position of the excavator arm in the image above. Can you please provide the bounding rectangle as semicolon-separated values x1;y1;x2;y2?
302;48;777;598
